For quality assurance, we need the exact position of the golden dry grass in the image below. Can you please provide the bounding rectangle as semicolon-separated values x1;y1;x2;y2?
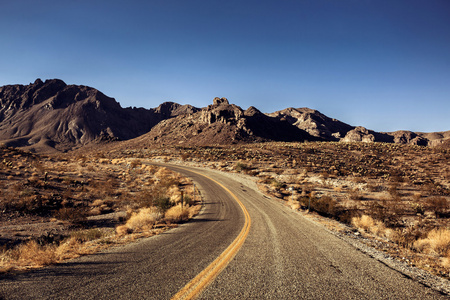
164;204;200;222
352;215;392;238
0;238;101;272
0;147;203;273
116;207;162;235
165;204;189;222
287;198;301;210
414;228;450;256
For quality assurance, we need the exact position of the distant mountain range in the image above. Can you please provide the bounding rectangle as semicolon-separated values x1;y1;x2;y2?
0;79;448;152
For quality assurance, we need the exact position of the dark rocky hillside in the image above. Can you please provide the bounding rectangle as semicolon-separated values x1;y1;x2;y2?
126;98;319;147
0;79;448;152
269;107;449;147
0;79;197;152
268;107;354;141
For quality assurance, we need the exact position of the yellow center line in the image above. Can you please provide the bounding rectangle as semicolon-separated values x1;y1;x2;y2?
170;168;251;300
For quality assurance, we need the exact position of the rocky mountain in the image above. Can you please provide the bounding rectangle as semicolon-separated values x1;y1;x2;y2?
269;107;449;147
0;79;448;152
0;79;197;152
268;107;354;141
128;98;319;147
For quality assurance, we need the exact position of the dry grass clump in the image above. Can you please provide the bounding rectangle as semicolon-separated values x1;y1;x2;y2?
164;204;200;222
164;204;190;222
0;237;97;272
116;207;162;235
414;228;450;256
53;238;86;261
70;228;104;242
352;215;391;238
287;198;301;210
8;240;57;267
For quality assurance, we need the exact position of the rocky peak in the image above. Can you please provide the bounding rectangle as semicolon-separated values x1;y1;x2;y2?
201;98;244;125
341;126;375;143
213;97;229;106
244;106;262;117
153;102;182;117
268;107;354;141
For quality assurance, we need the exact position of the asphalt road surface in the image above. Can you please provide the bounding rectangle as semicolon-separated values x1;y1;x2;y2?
0;164;447;299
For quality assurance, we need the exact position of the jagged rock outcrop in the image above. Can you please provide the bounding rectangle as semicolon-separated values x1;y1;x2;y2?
387;130;428;146
212;97;229;106
129;98;318;147
268;107;354;141
341;126;375;143
153;102;199;118
268;107;448;147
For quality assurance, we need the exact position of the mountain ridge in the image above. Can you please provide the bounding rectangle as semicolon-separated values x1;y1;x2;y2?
0;79;448;152
0;79;196;152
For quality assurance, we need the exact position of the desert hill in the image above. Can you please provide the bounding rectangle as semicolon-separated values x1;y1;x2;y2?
0;79;448;152
126;97;319;147
268;107;354;141
269;107;449;147
0;79;196;152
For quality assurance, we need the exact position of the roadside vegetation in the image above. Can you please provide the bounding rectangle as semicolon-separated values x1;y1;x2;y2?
0;146;201;273
2;141;449;278
111;141;450;278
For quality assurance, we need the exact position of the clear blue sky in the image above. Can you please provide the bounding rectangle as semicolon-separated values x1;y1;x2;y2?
1;0;449;132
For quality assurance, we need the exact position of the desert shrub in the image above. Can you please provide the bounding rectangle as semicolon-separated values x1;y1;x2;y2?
390;226;426;249
182;195;194;206
411;203;425;215
11;240;57;267
290;201;301;211
164;204;190;223
337;207;358;225
366;201;402;227
310;195;337;217
117;207;162;235
154;196;173;212
235;162;249;172
258;176;273;185
70;229;104;242
3;194;64;216
352;215;391;238
352;215;374;231
298;196;310;208
366;184;385;193
349;188;364;200
54;207;87;223
425;196;449;218
54;237;90;261
160;177;179;188
129;159;142;169
135;190;156;208
414;228;450;256
270;180;284;191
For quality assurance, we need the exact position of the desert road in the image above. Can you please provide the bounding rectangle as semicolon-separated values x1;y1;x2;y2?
0;164;447;299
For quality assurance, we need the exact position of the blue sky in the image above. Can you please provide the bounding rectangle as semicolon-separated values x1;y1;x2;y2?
1;0;449;132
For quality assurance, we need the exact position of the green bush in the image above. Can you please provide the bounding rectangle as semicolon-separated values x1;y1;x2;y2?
154;196;173;212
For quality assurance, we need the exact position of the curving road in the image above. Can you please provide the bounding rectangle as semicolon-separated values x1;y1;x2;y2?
0;164;447;299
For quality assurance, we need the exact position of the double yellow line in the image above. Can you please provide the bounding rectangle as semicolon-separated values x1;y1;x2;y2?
171;171;251;300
